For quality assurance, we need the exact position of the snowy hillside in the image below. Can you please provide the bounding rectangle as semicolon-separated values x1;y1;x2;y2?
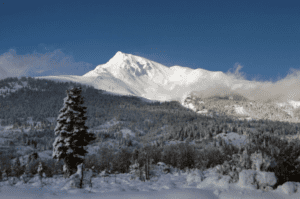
1;78;300;198
181;92;300;123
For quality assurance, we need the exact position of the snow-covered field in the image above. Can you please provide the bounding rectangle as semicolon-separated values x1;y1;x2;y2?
0;165;299;199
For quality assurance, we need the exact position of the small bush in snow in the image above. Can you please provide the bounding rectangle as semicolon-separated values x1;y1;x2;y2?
216;160;239;183
91;166;98;177
46;159;64;177
1;169;8;181
238;169;258;189
129;160;159;182
237;169;277;191
250;150;276;172
239;148;251;169
100;169;110;182
129;161;142;181
255;171;277;189
163;168;171;174
8;176;18;186
113;171;119;183
27;152;39;165
186;169;204;185
277;181;299;195
62;163;93;189
24;159;39;176
11;157;24;178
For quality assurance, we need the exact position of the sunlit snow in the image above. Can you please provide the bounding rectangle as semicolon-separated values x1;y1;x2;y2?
234;105;249;115
0;165;298;199
34;51;261;104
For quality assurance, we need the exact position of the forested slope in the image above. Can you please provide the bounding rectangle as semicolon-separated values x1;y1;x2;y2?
0;76;300;190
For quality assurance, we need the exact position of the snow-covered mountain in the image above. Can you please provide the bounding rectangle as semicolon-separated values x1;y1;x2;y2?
32;51;300;123
35;51;257;103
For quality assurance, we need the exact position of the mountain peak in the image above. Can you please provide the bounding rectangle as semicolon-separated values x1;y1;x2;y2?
115;51;126;58
116;51;125;55
109;51;128;62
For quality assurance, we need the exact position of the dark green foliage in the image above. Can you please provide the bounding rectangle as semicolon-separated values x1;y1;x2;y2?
96;146;114;171
46;159;65;177
24;159;40;176
173;143;195;170
11;157;24;177
265;139;300;189
132;148;139;162
0;153;13;177
52;86;96;178
196;146;225;170
114;147;132;173
2;76;298;150
27;152;39;164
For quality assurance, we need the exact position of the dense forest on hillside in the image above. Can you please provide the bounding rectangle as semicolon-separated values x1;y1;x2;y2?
0;76;300;189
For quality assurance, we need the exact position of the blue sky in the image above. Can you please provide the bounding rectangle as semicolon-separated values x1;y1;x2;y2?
0;0;299;83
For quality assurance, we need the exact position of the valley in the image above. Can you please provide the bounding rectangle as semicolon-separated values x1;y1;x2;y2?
0;62;300;198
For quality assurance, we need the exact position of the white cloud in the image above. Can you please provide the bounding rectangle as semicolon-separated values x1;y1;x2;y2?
223;64;300;102
225;62;247;80
0;48;93;79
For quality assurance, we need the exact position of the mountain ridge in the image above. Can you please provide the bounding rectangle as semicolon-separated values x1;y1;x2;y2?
79;51;254;102
31;51;300;123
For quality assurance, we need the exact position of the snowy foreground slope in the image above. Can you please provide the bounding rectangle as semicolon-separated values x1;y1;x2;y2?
1;118;300;198
0;165;299;199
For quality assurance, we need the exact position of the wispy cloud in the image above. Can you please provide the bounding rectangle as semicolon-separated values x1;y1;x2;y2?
0;47;93;79
222;63;300;102
225;63;247;80
188;63;300;103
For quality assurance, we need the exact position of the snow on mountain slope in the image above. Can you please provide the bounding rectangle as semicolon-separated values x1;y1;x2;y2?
275;100;300;118
276;100;300;109
289;100;300;108
35;51;259;103
84;51;170;85
30;51;300;122
83;51;172;100
234;105;249;115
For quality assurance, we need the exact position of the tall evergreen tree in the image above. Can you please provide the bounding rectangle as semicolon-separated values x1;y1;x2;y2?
52;86;96;178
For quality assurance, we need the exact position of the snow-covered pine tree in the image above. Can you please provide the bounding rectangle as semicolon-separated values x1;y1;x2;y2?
52;86;96;179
